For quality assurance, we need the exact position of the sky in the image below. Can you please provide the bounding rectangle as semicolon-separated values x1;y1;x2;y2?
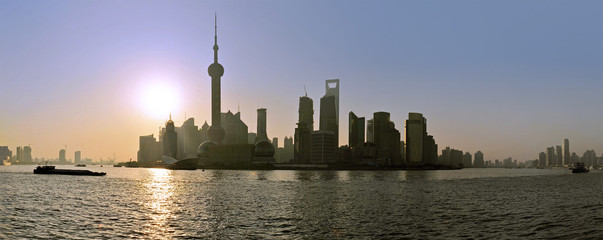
1;0;602;162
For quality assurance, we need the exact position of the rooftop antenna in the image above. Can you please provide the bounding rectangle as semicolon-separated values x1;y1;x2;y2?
304;85;307;97
238;103;240;113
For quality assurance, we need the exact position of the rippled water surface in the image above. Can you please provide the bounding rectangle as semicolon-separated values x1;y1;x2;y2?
1;166;602;239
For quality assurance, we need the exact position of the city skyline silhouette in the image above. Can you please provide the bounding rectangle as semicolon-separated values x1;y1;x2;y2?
1;1;602;163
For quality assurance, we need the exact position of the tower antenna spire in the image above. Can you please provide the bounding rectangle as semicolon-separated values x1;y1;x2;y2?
213;12;219;63
304;85;307;97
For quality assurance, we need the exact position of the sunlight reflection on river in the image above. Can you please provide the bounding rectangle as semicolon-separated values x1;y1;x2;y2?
142;168;174;239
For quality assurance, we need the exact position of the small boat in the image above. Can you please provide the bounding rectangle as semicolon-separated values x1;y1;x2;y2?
571;162;589;173
75;164;86;167
34;166;106;176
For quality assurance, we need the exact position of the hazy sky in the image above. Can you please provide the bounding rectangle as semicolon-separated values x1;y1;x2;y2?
1;0;602;162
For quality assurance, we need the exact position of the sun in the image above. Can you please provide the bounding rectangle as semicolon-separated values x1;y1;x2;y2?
138;80;181;120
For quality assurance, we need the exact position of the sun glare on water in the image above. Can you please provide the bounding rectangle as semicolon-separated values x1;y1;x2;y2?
138;80;181;120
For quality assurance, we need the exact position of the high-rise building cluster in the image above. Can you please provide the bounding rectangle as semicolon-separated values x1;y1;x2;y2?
534;139;602;168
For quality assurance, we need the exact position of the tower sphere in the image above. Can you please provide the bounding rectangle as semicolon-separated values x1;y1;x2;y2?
208;62;224;77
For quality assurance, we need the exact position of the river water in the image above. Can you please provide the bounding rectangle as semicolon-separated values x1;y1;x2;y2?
1;165;602;239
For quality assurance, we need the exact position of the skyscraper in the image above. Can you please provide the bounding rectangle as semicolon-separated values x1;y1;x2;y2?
298;96;314;132
546;146;555;166
555;145;562;166
59;149;66;162
320;79;339;147
75;151;81;164
348;111;365;148
23;146;32;163
406;113;426;167
253;108;275;161
373;112;401;166
325;79;339;123
563;139;570;166
319;95;338;147
163;115;177;159
474;151;484;167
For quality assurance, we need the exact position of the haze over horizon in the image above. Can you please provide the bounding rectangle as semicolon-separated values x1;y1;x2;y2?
1;0;602;162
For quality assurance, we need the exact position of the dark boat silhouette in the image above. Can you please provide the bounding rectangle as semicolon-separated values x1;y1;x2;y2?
571;162;589;173
34;166;106;176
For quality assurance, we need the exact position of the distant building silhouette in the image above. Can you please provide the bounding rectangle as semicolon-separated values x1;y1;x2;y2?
283;136;294;163
372;112;401;166
563;139;570;166
319;95;338;147
162;115;177;159
538;152;546;168
59;149;66;163
320;79;339;148
294;121;312;163
474;151;484;167
298;96;314;132
138;134;162;164
74;151;81;165
366;119;374;143
311;130;337;164
0;146;11;164
222;111;248;145
555;145;562;166
463;152;472;168
294;95;313;164
22;146;32;163
546;146;555;167
176;118;203;160
406;113;427;167
348;111;365;148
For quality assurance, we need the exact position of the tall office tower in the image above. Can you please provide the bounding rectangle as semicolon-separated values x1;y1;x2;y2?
320;79;339;147
571;152;579;163
284;136;294;162
563;139;570;166
583;150;597;167
427;135;437;165
325;79;340;123
366;119;374;143
319;95;338;147
546;146;555;166
538;152;546;168
255;108;269;142
59;149;66;162
163;115;178;159
176;118;202;159
222;111;248;145
474;151;484;167
439;147;451;166
138;134;162;164
74;151;81;164
294;122;311;163
16;146;22;163
406;112;427;167
555;145;562;166
348;111;365;148
373;112;401;166
207;15;225;144
450;149;463;168
463;152;472;168
272;137;279;150
310;131;337;164
23;146;32;163
298;96;314;131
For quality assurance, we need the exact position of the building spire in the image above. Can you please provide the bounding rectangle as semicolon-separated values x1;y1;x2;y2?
213;12;219;63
